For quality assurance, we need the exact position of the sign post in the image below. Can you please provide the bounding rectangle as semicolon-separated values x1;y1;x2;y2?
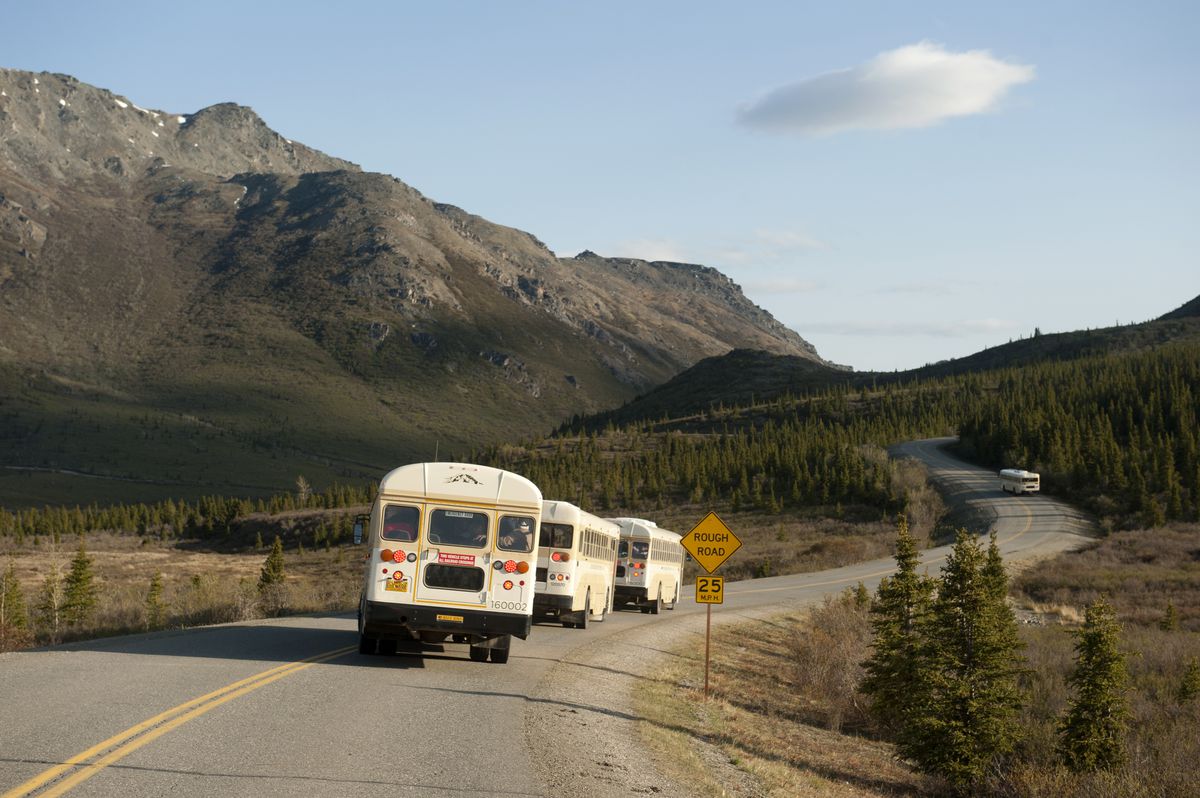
681;513;741;700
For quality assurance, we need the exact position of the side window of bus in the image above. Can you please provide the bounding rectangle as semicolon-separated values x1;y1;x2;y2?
381;504;420;542
499;515;536;553
429;509;488;548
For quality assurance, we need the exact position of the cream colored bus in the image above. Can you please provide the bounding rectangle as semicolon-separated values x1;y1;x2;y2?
354;462;542;664
534;501;620;629
609;517;684;614
1000;468;1040;495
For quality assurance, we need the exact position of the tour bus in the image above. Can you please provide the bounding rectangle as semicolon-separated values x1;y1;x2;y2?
999;468;1041;495
534;501;621;629
354;462;542;664
609;517;684;614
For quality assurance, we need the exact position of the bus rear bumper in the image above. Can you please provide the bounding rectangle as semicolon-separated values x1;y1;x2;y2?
363;600;532;641
533;593;574;615
614;585;648;606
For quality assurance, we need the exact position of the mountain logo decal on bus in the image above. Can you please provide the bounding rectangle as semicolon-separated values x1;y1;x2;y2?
446;474;482;485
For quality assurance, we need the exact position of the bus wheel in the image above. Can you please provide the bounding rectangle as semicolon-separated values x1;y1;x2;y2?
469;645;489;662
650;588;663;615
595;590;608;623
489;646;510;664
577;592;591;630
358;634;378;655
667;583;679;610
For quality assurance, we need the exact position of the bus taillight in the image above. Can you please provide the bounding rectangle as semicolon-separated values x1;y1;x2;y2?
551;551;571;562
516;561;530;574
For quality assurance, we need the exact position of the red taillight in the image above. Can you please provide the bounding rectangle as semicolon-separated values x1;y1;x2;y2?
516;561;530;574
551;551;562;562
504;560;518;573
392;550;405;563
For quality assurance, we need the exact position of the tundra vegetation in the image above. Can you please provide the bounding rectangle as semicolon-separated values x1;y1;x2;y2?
0;339;1197;797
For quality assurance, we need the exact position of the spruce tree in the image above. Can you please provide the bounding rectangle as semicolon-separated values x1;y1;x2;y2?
1;562;30;648
1179;657;1200;703
1158;601;1179;632
861;516;936;735
258;535;286;591
62;542;97;627
145;572;166;629
908;531;1025;792
1058;598;1129;772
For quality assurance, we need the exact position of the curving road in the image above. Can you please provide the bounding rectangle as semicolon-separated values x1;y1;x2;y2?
0;439;1093;798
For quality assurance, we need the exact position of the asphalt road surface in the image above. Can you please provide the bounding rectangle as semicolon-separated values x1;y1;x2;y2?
0;438;1093;797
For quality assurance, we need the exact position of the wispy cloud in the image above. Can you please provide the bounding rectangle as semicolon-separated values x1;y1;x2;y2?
803;318;1019;337
742;277;822;295
617;238;693;263
738;41;1035;135
616;228;827;268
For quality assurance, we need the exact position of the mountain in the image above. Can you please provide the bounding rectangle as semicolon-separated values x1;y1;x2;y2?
582;295;1200;427
0;69;825;507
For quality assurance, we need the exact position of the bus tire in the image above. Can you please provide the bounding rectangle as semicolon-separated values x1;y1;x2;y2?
489;646;510;664
358;634;378;655
667;583;679;610
469;645;489;662
595;590;608;623
577;592;591;631
650;587;663;615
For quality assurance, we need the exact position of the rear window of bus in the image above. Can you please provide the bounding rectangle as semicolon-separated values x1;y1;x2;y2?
428;509;488;547
382;504;419;541
539;522;573;550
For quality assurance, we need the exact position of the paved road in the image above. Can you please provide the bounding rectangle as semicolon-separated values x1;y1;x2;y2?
0;439;1093;798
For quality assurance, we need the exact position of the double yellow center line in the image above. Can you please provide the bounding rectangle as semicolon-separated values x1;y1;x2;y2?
4;645;355;798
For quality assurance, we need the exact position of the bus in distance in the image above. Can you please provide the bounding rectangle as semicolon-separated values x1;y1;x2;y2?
999;468;1040;495
354;462;542;664
610;517;684;614
534;501;620;629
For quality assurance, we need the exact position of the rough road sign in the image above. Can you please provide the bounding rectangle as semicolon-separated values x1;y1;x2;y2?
681;512;741;573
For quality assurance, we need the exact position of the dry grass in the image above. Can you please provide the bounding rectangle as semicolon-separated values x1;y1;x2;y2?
636;599;931;797
1;531;362;648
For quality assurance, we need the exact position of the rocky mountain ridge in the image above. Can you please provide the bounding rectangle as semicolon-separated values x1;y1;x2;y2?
0;68;825;505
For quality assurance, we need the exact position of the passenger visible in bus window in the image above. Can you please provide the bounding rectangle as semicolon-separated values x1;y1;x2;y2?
631;541;650;560
499;516;535;552
618;540;629;558
382;505;419;542
429;509;488;547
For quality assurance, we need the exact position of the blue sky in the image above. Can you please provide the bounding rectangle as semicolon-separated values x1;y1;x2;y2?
5;1;1197;371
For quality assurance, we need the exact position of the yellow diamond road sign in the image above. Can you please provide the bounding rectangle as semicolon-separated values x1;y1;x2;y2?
681;512;741;573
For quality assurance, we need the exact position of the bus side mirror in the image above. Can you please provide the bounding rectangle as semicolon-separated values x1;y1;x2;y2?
353;514;369;545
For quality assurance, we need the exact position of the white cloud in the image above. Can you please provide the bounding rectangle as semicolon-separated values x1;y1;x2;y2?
803;318;1018;337
742;277;822;295
618;238;693;263
614;227;827;267
738;41;1035;135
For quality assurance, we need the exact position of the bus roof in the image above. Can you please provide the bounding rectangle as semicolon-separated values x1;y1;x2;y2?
1000;468;1038;478
542;500;619;530
378;463;542;509
610;516;679;542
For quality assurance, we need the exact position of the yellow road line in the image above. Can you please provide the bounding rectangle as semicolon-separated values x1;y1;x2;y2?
4;645;354;798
